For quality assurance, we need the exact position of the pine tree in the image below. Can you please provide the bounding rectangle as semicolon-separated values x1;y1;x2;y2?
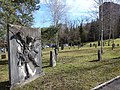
0;0;40;38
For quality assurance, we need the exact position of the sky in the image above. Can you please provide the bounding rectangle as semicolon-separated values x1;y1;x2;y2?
33;0;97;28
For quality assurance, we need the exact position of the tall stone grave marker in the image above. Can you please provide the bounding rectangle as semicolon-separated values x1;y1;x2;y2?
8;24;43;88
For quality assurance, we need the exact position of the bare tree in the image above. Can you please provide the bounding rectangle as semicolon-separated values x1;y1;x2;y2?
93;0;104;54
45;0;68;49
45;0;67;26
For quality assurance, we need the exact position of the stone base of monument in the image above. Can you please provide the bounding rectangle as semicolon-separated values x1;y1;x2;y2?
9;72;44;90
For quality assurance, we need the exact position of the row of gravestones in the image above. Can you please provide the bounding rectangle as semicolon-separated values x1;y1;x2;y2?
97;43;119;61
50;43;86;50
60;43;86;50
90;43;97;48
90;43;119;48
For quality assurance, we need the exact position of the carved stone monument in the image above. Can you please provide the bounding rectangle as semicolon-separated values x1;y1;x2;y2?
8;24;43;88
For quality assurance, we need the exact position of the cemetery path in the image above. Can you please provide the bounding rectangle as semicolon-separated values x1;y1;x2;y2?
93;76;120;90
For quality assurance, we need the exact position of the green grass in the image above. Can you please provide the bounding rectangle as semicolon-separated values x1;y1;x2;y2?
1;39;120;90
0;59;9;90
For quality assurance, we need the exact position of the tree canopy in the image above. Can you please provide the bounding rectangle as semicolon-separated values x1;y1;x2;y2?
0;0;40;38
0;0;40;26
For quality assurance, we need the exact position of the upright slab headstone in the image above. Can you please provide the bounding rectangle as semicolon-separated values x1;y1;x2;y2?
117;44;119;46
50;51;56;67
61;44;64;50
98;49;101;61
54;48;58;61
8;24;43;88
90;43;92;47
112;43;115;50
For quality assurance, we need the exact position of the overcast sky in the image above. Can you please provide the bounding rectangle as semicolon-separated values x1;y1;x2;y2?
33;0;97;28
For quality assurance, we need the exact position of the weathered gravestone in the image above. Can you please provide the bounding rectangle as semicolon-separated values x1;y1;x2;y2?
50;51;56;67
117;44;119;46
8;24;43;88
54;48;58;61
93;43;95;47
90;43;92;47
112;43;115;50
95;44;97;48
61;44;64;50
98;49;101;61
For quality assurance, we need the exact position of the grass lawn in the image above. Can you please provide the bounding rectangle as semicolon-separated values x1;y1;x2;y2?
1;39;120;90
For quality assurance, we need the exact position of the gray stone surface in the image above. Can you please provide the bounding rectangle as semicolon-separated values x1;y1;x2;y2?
8;24;42;88
54;49;58;61
50;51;56;67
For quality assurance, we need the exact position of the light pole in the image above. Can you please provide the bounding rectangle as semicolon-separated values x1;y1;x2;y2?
98;0;103;61
101;0;104;54
101;29;103;54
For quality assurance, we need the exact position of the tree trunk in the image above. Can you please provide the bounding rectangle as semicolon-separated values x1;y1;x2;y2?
55;32;59;51
108;29;111;46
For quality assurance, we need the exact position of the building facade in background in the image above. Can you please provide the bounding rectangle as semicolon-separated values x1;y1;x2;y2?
99;2;120;39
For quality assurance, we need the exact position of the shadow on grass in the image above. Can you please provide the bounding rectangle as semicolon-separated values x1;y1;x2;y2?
59;50;80;53
89;60;99;62
0;81;9;90
59;48;96;54
63;59;120;75
0;60;8;65
112;57;120;59
42;65;50;68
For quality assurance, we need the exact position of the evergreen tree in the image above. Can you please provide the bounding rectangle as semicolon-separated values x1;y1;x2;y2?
0;0;40;38
78;20;85;44
88;20;99;42
0;0;40;26
41;26;59;44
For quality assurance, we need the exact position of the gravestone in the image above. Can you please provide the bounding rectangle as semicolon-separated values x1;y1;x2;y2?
98;50;101;61
112;43;115;50
90;43;92;47
61;44;64;50
50;51;56;67
95;44;97;48
8;24;43;88
93;43;95;47
54;48;58;61
1;54;6;59
98;40;100;46
117;44;119;46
